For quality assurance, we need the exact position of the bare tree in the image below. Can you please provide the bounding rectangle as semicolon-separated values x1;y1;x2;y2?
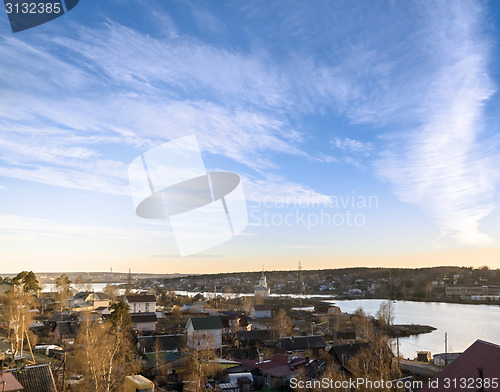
69;313;141;392
55;274;72;312
183;334;219;392
376;300;395;326
272;309;292;338
345;334;403;392
1;288;38;362
74;276;85;292
102;283;118;302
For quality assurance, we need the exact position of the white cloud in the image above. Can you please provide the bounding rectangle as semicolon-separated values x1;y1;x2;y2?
332;137;372;154
1;1;497;253
243;173;332;205
376;1;497;247
0;214;168;241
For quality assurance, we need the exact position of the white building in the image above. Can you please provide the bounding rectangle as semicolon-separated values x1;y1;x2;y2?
70;291;110;311
186;316;223;350
131;313;158;331
254;274;270;297
250;305;272;318
124;294;157;313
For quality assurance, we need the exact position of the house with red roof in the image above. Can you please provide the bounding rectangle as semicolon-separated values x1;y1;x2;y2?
419;340;500;392
229;353;309;389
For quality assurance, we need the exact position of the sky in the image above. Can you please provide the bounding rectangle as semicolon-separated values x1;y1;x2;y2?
1;0;500;274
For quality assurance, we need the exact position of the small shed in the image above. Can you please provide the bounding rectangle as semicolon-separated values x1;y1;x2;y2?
124;374;154;392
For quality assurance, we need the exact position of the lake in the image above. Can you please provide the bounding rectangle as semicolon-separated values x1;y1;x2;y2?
332;299;500;359
46;284;499;359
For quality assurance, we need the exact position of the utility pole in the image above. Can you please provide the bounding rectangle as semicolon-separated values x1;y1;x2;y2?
397;331;400;368
214;284;217;310
62;348;67;392
445;333;449;365
126;268;132;294
298;261;304;309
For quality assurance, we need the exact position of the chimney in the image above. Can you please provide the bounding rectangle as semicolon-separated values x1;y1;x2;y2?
477;368;486;392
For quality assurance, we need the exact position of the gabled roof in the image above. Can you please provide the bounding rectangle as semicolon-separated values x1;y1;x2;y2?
252;305;272;311
53;321;79;336
131;313;158;323
6;364;57;392
125;294;156;303
144;351;181;368
0;372;24;391
72;291;109;301
419;340;500;392
329;342;370;364
236;329;274;343
72;291;92;300
236;353;306;378
187;316;223;331
48;312;79;323
137;334;185;353
239;353;289;371
278;335;326;352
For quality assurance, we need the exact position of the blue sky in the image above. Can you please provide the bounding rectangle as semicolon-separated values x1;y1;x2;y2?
1;0;500;273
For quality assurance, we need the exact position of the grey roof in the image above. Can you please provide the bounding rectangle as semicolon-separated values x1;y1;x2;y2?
125;294;156;303
73;291;92;300
137;334;185;354
278;335;326;352
252;305;272;311
131;312;157;323
236;330;274;343
187;316;223;331
329;342;387;367
72;291;109;301
53;321;79;336
48;312;79;323
7;364;57;392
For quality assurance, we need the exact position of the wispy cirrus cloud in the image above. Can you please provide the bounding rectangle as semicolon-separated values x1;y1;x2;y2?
0;22;313;197
376;1;497;247
0;214;169;241
1;0;498;254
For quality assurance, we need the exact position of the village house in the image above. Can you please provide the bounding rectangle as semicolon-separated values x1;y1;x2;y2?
137;334;185;355
69;291;110;311
277;335;327;358
185;316;223;350
419;340;500;392
131;312;158;332
51;321;79;345
5;364;58;392
249;305;272;318
235;330;276;348
334;330;357;344
125;294;157;313
229;353;313;390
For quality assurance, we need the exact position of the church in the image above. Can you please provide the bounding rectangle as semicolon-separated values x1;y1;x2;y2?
254;273;270;297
